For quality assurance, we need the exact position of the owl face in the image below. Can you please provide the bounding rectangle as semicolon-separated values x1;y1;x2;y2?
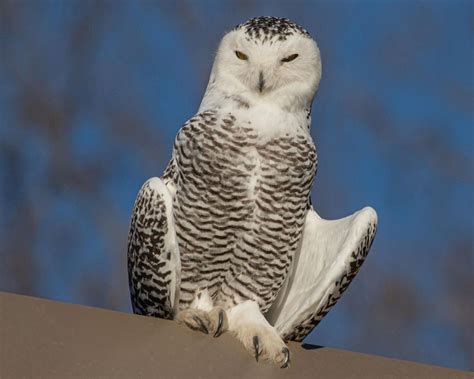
212;17;322;105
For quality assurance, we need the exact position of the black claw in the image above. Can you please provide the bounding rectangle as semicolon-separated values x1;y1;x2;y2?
213;310;224;338
281;347;290;369
253;336;260;362
193;315;208;334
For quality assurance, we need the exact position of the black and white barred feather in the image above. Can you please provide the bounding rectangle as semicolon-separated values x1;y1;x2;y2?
167;110;316;313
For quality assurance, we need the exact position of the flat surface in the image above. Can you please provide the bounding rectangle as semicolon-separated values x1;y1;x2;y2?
0;292;472;378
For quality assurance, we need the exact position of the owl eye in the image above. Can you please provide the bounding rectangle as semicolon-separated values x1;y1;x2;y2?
235;51;248;60
281;53;299;63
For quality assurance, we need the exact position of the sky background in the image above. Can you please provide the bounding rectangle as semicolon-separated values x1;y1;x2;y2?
0;0;473;371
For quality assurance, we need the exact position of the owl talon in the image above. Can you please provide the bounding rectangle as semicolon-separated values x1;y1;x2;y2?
193;315;209;334
253;335;260;361
280;347;290;368
213;309;225;337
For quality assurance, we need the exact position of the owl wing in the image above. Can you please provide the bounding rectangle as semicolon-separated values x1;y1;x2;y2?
265;206;377;341
127;160;181;319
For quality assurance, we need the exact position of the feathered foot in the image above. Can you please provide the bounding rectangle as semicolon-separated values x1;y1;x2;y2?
227;300;290;368
176;306;228;337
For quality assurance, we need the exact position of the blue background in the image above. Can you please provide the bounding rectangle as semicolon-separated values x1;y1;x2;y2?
0;0;472;371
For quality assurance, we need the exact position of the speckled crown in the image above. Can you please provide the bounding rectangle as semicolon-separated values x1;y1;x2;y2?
235;16;310;42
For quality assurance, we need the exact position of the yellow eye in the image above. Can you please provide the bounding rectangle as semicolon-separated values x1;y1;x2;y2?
235;51;248;60
281;53;299;63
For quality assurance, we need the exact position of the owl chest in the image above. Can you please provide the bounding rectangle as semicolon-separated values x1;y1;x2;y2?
175;122;316;205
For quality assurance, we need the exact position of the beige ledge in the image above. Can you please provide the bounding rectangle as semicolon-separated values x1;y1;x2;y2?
0;291;471;378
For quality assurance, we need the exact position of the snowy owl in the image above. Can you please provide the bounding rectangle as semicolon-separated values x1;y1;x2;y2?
128;16;377;368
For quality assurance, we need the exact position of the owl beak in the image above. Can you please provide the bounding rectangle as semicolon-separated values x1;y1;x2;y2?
258;71;265;93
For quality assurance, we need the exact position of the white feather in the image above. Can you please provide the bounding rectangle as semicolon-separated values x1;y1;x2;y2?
266;206;377;338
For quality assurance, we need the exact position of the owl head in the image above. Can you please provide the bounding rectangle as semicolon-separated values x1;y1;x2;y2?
207;17;322;109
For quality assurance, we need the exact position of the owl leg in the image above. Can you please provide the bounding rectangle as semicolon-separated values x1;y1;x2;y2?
175;289;228;337
127;177;181;319
227;300;290;368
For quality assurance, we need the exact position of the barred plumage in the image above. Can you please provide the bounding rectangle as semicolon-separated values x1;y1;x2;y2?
169;110;316;313
127;178;180;319
127;16;377;367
